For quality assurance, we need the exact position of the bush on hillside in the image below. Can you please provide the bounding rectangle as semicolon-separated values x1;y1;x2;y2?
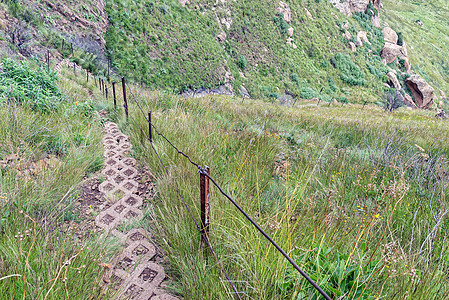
332;53;366;86
237;55;247;71
0;58;65;112
383;90;404;111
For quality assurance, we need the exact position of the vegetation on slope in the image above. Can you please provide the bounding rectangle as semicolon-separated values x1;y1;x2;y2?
0;57;118;299
383;0;449;98
105;0;391;103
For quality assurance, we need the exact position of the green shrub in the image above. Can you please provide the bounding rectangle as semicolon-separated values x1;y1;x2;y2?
290;73;299;85
237;55;247;71
0;58;65;112
299;85;319;99
397;32;404;46
273;13;288;35
333;53;366;86
279;245;379;299
328;76;338;93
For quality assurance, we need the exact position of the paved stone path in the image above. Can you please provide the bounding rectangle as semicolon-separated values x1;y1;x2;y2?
95;121;178;300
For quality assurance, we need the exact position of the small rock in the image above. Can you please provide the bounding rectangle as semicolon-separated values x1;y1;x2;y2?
386;71;401;90
305;7;313;19
343;31;352;41
277;1;291;23
287;27;294;37
435;109;449;119
349;42;356;52
403;94;417;109
357;31;371;47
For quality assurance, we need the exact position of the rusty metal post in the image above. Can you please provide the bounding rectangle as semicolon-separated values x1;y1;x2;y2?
86;70;89;83
148;110;152;143
122;77;128;121
73;62;76;76
105;85;108;99
200;166;210;241
112;82;117;109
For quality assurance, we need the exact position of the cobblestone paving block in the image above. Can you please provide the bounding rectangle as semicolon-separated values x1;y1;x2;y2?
95;121;178;299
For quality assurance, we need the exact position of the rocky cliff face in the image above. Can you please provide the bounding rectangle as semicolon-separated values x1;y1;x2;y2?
330;0;438;109
0;0;109;61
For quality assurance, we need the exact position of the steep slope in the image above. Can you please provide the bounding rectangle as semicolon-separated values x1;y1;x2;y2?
105;0;389;103
382;0;449;101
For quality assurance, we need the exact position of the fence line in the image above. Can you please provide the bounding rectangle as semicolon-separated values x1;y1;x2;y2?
127;113;242;299
121;79;332;300
62;57;331;299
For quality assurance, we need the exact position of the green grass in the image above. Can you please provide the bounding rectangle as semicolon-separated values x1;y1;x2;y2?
0;59;121;299
383;0;449;98
105;0;390;103
113;86;449;299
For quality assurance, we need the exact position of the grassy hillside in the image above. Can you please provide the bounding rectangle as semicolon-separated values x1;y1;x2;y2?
105;0;390;103
382;0;449;98
0;56;119;299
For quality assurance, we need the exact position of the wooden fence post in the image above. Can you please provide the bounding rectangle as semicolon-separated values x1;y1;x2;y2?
200;166;210;242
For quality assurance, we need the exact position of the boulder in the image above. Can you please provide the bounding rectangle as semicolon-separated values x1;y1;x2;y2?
216;31;226;43
178;0;190;6
386;71;401;90
357;31;371;46
329;0;370;16
305;7;313;19
382;27;398;44
371;14;381;27
241;86;250;98
381;43;408;64
349;0;370;14
373;0;382;10
405;75;435;109
278;1;291;23
403;94;417;109
329;0;351;16
349;42;357;52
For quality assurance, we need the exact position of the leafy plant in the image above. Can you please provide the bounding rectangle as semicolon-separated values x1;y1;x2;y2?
333;53;366;86
279;245;380;299
237;55;247;71
0;58;65;112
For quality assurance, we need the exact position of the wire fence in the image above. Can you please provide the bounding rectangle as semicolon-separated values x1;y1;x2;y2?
67;62;331;300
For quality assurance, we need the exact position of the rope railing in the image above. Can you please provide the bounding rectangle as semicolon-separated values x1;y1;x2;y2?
98;75;331;300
